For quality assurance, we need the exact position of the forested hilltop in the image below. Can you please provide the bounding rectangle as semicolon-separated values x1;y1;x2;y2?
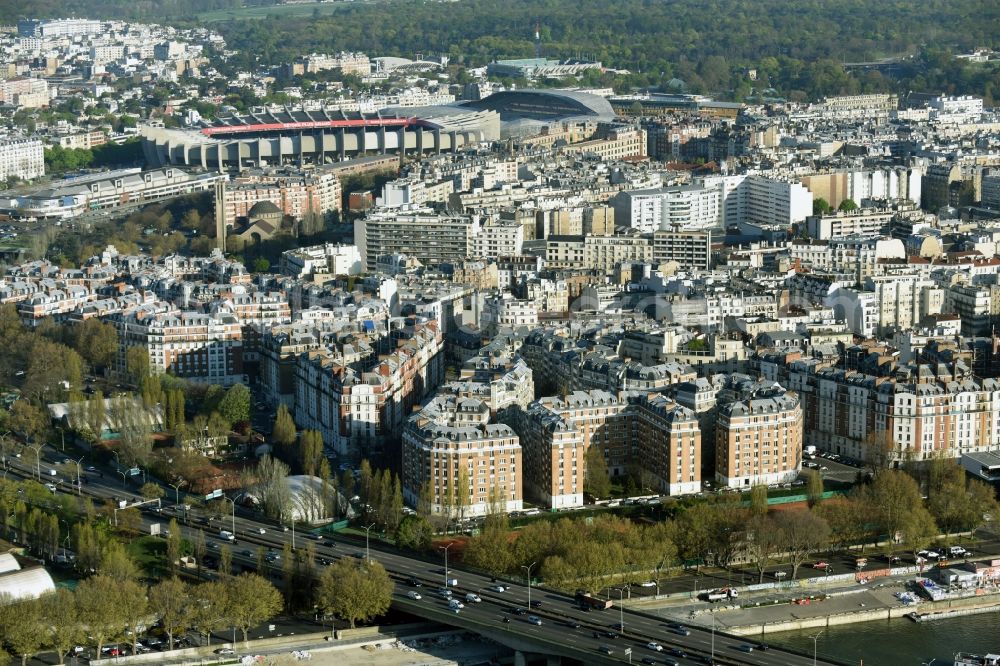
5;0;1000;100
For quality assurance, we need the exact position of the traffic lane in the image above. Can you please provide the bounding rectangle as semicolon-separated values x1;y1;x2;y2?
31;469;831;665
393;596;623;664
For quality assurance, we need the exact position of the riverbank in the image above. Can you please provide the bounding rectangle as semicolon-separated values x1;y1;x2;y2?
662;581;1000;637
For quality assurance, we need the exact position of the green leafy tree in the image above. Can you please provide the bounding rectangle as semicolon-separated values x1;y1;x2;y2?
125;346;151;384
395;514;433;552
272;404;296;448
217;383;251;425
749;484;769;517
317;557;394;629
191;581;229;647
812;197;832;215
584;445;611;499
805;469;825;508
149;577;193;650
227;573;283;645
73;318;118;369
76;575;127;655
0;597;45;666
300;429;323;477
41;589;83;665
838;198;859;212
8;401;48;444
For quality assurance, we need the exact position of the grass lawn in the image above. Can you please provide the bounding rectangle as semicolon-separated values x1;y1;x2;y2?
126;535;168;578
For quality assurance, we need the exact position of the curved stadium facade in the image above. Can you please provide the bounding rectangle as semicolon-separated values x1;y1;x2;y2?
141;107;500;169
140;90;616;169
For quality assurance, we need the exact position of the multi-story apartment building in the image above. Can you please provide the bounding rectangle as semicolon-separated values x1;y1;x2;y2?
545;232;653;273
112;307;245;386
294;320;445;459
805;207;896;240
443;352;535;414
715;378;802;488
652;229;712;270
0;138;44;182
788;360;1000;464
218;170;342;228
472;221;524;259
354;208;481;270
281;243;363;278
0;77;48;108
613;184;722;233
303;52;371;76
561;127;646;161
401;395;523;516
508;389;700;508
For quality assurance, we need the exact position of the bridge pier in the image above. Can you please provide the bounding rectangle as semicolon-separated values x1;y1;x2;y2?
514;651;562;666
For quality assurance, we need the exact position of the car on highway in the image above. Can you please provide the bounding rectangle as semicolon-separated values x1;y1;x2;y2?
668;647;687;658
598;645;613;655
603;631;620;639
737;643;755;653
511;607;526;615
669;625;691;636
565;620;581;629
465;593;481;603
490;584;506;592
406;591;422;600
611;622;624;631
256;528;266;534
527;615;542;626
317;557;331;566
641;658;657;665
638;580;657;587
646;642;663;651
812;561;830;570
438;588;453;599
448;599;464;610
529;599;542;608
45;483;57;492
663;659;680;666
241;550;252;557
407;577;422;587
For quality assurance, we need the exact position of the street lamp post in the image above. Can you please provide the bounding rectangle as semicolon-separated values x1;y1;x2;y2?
362;523;376;562
440;543;454;589
615;587;626;634
809;630;824;666
221;496;236;537
74;455;85;496
168;480;187;505
522;562;536;609
29;443;42;480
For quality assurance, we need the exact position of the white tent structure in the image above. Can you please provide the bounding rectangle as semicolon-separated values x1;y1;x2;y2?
0;567;56;602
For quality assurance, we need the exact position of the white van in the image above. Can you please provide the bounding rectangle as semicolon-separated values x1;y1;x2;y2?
219;530;235;542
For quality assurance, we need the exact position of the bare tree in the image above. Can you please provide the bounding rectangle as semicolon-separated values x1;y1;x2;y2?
243;455;291;521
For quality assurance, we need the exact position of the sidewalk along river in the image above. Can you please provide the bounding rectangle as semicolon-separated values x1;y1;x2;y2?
765;608;1000;665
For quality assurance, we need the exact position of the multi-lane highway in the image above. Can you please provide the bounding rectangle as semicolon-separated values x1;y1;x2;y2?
4;451;847;666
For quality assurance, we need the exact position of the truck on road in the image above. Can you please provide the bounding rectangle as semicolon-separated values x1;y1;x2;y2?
576;590;613;610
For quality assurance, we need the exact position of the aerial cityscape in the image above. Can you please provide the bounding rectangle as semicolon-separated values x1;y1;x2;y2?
0;1;998;665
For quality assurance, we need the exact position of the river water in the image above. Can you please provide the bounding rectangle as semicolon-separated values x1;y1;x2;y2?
765;610;1000;665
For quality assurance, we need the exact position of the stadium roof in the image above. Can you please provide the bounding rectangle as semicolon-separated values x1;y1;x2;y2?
463;89;616;121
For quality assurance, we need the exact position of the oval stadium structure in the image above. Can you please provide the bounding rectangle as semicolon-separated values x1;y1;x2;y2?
141;107;500;169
